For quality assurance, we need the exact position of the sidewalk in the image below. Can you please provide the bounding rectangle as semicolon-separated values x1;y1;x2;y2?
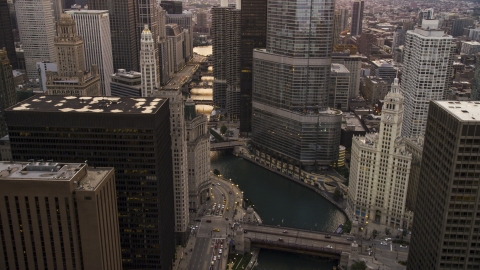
173;235;198;270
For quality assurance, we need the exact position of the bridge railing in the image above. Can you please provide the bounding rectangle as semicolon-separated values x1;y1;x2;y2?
241;222;340;236
250;239;342;255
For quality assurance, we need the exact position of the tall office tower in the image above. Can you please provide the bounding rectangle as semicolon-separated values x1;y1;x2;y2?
0;162;122;269
0;49;16;138
350;0;364;36
6;96;175;269
66;10;114;96
46;14;101;96
404;136;423;212
212;1;241;119
338;8;349;33
152;88;189;245
166;14;193;62
184;98;211;210
110;69;142;97
392;27;407;52
333;10;342;45
401;20;454;138
451;18;474;37
408;101;480;269
51;0;63;23
15;0;56;79
239;0;267;134
347;79;413;228
197;12;207;27
160;0;183;14
158;6;174;85
0;0;17;69
88;0;140;72
329;63;350;111
138;0;161;83
166;24;185;72
140;25;159;97
251;0;341;170
332;50;362;99
473;52;480;100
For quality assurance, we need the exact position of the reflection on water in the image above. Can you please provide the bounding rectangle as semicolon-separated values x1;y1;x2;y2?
195;105;213;116
191;95;211;100
193;46;212;56
201;76;214;81
190;88;213;95
210;152;346;232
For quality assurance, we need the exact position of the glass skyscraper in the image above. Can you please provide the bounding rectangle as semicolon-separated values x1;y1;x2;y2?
251;0;341;170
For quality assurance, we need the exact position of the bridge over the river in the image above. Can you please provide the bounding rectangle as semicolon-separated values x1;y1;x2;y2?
210;141;245;151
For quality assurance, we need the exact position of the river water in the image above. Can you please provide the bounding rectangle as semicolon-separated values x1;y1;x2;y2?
211;152;346;269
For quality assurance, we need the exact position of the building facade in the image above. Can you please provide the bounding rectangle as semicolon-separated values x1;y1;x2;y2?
329;63;350;111
347;79;413;229
184;98;211;211
66;10;114;96
166;14;193;63
239;0;267;134
0;162;122;270
0;49;15;138
88;0;140;72
140;25;159;97
401;20;454;137
351;0;364;36
404;136;423;212
251;0;342;170
363;76;390;106
46;14;101;96
6;96;175;269
0;0;17;69
160;0;182;14
110;69;142;97
166;24;185;72
14;0;56;79
332;51;362;99
408;101;480;269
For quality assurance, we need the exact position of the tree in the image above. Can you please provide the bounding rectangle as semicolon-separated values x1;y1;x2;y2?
385;228;391;236
220;125;228;135
350;261;367;270
343;220;352;233
372;229;378;239
333;188;341;201
213;169;220;176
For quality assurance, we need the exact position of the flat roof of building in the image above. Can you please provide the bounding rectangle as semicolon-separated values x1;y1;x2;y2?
8;95;167;114
331;63;350;74
436;101;480;122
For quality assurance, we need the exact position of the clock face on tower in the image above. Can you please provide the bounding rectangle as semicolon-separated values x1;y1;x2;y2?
385;113;392;122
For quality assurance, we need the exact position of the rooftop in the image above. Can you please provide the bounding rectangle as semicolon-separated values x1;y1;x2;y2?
8;96;166;114
436;101;480;121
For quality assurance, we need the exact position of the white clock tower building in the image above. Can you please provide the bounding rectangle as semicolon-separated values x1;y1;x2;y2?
347;78;414;229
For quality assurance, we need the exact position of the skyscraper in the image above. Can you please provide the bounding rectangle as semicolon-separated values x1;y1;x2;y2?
166;14;193;62
212;1;241;120
197;12;207;27
401;20;454;137
329;64;350;111
140;25;159;97
239;0;267;134
251;0;341;170
0;162;122;269
46;14;101;96
351;0;364;36
88;0;140;72
160;0;183;14
6;96;175;269
0;49;16;138
347;79;413;229
408;101;480;269
66;10;114;96
138;0;161;84
15;0;56;79
0;0;17;69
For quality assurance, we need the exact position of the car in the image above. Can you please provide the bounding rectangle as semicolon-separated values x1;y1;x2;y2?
213;228;220;232
380;241;388;245
397;228;403;232
220;244;223;249
346;237;353;241
385;238;392;241
229;191;232;194
400;245;408;248
226;207;230;211
219;249;222;254
211;261;214;266
217;183;221;186
206;220;212;223
326;245;333;249
325;235;331;238
195;219;201;222
225;217;229;221
278;238;284;242
212;184;215;186
213;256;216;261
283;230;288;233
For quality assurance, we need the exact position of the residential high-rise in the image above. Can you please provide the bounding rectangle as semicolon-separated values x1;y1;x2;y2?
332;50;362;98
0;49;16;138
184;98;211;211
0;0;17;69
351;0;364;36
212;1;241;120
239;0;267;134
88;0;140;72
401;20;454;137
14;0;56;79
329;63;350;111
0;161;122;270
251;0;341;170
6;96;175;269
408;101;480;269
140;25;159;97
347;79;413;229
46;14;101;96
152;88;189;245
66;10;114;96
160;0;183;14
